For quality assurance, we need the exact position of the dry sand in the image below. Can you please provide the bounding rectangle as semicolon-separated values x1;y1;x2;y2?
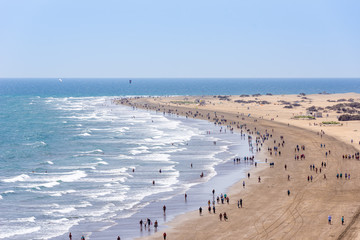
116;93;360;240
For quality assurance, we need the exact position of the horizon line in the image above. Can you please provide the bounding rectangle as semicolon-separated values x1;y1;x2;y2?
1;77;360;79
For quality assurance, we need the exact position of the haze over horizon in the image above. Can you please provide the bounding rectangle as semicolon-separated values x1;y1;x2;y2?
0;0;359;78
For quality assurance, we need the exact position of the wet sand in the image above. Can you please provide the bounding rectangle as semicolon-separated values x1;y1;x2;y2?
116;93;360;240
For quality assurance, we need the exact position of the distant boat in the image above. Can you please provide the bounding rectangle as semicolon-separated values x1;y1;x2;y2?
129;79;132;84
59;78;63;83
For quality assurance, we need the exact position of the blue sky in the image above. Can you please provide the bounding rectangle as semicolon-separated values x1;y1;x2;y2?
0;0;359;78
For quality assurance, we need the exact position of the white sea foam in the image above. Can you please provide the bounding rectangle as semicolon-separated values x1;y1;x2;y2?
85;189;115;197
74;149;104;157
20;181;60;189
49;207;76;214
82;176;127;183
3;190;14;194
78;201;92;208
57;170;87;182
47;161;54;165
129;146;149;155
17;170;87;189
2;174;30;183
78;132;91;136
92;149;104;153
86;203;115;217
95;168;128;175
9;216;36;223
35;217;83;239
98;222;117;232
0;226;41;239
97;161;108;165
142;153;172;162
23;141;47;148
48;217;70;224
117;154;134;159
41;189;76;197
57;165;96;170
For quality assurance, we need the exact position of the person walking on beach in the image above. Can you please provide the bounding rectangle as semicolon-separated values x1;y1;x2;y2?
258;176;261;183
342;216;345;225
243;181;245;188
328;215;332;224
81;236;85;240
199;207;202;215
117;236;120;240
163;232;167;240
163;205;166;214
219;213;223;221
240;199;243;208
223;212;228;221
287;190;290;196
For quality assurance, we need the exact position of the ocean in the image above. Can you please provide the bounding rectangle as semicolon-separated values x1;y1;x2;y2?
0;78;358;239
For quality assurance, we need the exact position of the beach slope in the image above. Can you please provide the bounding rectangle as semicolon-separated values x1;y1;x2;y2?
117;93;360;240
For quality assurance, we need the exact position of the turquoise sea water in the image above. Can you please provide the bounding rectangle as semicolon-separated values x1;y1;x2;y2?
0;78;357;239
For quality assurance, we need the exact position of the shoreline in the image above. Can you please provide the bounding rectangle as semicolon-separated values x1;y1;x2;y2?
82;108;257;240
116;93;360;239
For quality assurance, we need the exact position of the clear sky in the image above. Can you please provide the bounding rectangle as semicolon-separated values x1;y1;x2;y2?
0;0;359;78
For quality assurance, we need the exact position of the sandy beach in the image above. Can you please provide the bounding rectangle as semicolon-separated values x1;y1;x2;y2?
116;92;360;240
